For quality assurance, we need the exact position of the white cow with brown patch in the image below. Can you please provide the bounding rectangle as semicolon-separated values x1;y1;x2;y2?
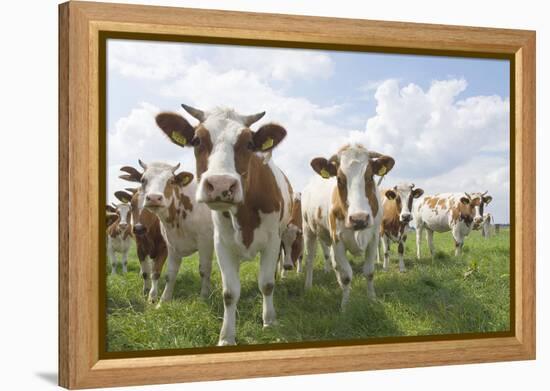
302;144;395;308
379;183;424;272
155;105;292;346
106;193;133;274
120;161;214;304
413;191;490;258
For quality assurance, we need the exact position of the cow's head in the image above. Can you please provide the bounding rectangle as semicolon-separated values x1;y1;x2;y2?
311;144;395;230
109;191;133;231
384;183;424;224
281;193;303;270
119;160;193;217
452;193;477;226
469;191;493;230
119;188;159;237
155;105;286;211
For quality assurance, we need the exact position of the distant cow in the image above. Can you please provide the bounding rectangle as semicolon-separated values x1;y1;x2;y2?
482;212;494;238
470;191;493;231
106;192;133;274
120;161;214;304
280;192;304;275
379;183;424;272
302;144;395;308
413;192;486;258
155;105;292;346
114;188;168;302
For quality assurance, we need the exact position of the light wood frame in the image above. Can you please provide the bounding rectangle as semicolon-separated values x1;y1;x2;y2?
59;1;536;389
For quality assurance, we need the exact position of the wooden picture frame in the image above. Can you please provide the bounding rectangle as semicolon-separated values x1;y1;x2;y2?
59;1;536;388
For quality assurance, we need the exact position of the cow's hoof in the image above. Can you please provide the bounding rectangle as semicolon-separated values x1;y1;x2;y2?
263;320;278;329
218;339;236;346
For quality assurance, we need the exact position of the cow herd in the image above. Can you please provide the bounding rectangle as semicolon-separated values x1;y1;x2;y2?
106;105;496;346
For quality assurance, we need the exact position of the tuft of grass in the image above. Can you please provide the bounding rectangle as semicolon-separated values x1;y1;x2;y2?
106;228;510;351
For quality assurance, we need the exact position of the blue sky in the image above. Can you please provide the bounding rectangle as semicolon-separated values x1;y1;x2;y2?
107;39;510;222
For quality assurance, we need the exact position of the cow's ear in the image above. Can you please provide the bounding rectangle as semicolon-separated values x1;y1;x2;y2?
106;205;116;213
371;156;395;177
412;188;424;198
460;196;471;205
156;112;196;148
385;190;397;200
174;171;194;186
483;195;493;204
252;123;287;152
311;157;337;178
114;190;132;204
119;166;142;183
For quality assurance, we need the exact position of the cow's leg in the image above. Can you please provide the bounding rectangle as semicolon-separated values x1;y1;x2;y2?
121;248;129;274
149;253;166;303
331;242;353;309
258;239;279;328
197;238;213;299
304;229;317;289
108;245;117;275
398;239;406;273
320;242;331;273
281;238;293;276
138;255;152;297
216;241;241;346
296;255;303;273
415;225;423;260
426;229;435;259
381;235;391;271
364;235;378;299
158;249;182;305
452;227;464;257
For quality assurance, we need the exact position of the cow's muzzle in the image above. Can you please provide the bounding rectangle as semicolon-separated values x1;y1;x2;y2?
199;174;242;209
347;212;370;231
145;193;165;209
133;223;147;236
400;213;412;223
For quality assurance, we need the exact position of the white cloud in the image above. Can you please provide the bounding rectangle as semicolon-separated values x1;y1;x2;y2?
348;79;509;179
108;40;191;80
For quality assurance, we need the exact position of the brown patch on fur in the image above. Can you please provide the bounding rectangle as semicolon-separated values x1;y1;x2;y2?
329;187;346;242
131;192;168;276
193;125;213;179
450;197;476;225
363;164;379;218
234;153;284;248
316;207;323;220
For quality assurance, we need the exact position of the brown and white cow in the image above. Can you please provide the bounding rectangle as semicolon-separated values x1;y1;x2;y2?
155;105;292;346
413;192;487;258
279;192;304;275
106;192;133;274
120;161;214;304
379;183;424;272
302;144;395;308
114;188;168;302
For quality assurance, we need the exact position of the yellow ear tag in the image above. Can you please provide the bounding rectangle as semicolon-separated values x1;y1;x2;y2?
261;137;274;151
378;166;387;176
182;176;191;185
171;132;187;146
320;168;331;179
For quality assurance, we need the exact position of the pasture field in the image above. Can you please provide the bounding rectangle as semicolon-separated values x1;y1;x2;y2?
106;228;510;351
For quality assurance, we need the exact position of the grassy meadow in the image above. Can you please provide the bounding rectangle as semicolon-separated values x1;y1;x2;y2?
106;228;510;351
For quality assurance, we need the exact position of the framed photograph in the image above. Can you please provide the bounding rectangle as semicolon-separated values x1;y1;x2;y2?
59;1;535;389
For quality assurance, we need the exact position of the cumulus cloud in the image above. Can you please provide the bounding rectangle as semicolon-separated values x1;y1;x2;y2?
108;40;192;80
349;78;509;179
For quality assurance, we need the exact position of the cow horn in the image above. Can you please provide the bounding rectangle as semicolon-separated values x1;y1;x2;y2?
172;162;181;173
368;151;383;159
411;183;415;189
465;192;471;199
482;190;488;196
181;104;206;122
138;159;147;170
241;111;266;127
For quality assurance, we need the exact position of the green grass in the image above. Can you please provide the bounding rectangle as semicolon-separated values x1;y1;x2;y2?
106;228;510;351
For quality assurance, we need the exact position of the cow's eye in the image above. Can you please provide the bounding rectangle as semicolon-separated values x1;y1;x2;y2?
247;141;255;150
191;137;201;147
140;178;147;186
